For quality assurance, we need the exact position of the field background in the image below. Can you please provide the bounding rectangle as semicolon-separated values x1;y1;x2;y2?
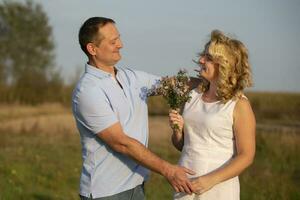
1;1;300;199
1;92;300;200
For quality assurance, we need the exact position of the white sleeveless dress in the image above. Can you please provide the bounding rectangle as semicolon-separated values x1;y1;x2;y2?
174;89;240;200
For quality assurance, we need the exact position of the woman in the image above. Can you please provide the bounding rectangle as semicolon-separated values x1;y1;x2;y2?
169;30;256;200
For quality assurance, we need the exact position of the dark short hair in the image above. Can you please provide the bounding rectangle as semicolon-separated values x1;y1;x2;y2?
78;17;115;56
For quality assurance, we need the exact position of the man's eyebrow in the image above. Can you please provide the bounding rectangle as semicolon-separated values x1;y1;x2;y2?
111;34;121;41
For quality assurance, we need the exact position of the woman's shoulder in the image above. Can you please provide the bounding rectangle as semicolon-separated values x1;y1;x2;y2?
186;88;201;101
232;94;249;104
190;88;203;96
233;96;253;116
183;89;202;107
235;96;251;108
233;95;256;127
228;93;248;104
222;94;249;115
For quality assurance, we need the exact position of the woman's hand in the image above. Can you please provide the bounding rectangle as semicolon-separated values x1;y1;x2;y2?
169;109;185;151
169;109;184;133
191;175;217;195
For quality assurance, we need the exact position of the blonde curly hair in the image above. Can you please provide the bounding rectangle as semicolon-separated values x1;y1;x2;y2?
197;30;253;102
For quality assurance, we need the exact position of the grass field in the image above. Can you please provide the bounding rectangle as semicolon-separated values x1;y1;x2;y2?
0;102;300;200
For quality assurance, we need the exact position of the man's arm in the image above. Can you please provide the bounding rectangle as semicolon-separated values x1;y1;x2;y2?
97;122;195;194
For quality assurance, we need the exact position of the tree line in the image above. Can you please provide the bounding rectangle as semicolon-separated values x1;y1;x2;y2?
0;0;72;105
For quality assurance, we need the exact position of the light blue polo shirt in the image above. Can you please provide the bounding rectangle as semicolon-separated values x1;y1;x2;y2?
72;64;160;198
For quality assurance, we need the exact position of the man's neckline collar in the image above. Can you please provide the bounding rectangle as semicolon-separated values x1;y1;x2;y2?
85;63;120;79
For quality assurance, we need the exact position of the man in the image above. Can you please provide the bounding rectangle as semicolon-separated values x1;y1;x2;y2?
72;17;195;199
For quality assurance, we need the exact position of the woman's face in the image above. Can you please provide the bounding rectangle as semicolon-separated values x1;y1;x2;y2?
198;53;219;82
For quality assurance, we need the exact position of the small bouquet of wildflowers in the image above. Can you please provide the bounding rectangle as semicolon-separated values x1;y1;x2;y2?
150;69;192;131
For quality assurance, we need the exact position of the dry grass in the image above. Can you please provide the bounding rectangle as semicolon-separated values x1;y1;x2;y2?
0;103;300;199
0;104;173;137
149;116;172;141
0;103;75;134
0;103;68;121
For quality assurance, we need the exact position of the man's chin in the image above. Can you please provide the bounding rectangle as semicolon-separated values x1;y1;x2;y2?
110;59;121;66
114;56;121;63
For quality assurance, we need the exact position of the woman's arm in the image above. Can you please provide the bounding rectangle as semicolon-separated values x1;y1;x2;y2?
172;130;184;151
192;98;256;194
169;110;185;151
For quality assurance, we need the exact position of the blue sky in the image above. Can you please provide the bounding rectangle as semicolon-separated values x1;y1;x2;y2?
19;0;300;92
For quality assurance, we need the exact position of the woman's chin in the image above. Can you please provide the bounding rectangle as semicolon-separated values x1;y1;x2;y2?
200;73;207;79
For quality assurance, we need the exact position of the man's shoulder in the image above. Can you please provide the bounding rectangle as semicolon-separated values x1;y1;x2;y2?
73;74;106;100
77;72;111;88
118;66;157;79
117;66;137;74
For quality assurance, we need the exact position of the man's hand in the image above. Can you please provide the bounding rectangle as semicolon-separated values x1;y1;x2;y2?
97;122;196;194
164;165;195;194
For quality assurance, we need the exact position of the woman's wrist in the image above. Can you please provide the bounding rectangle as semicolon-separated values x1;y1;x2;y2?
172;129;184;143
173;128;183;136
205;173;221;186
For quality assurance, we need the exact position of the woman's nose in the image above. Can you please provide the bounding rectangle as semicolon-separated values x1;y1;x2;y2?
199;56;205;64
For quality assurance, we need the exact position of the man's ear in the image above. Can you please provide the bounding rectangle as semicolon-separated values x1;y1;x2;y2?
86;43;96;56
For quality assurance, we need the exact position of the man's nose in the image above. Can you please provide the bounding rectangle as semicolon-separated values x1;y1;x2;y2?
117;40;123;49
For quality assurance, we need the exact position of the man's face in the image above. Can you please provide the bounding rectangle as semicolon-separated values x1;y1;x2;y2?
93;23;123;67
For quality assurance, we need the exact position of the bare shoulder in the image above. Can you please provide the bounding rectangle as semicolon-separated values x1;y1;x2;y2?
235;97;251;109
233;97;255;119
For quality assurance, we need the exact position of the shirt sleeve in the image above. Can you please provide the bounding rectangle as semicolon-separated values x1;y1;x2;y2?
134;70;161;91
74;86;118;135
